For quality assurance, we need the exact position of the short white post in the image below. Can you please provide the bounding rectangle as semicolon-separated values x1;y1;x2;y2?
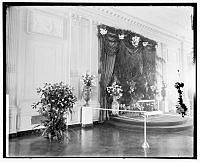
142;114;149;148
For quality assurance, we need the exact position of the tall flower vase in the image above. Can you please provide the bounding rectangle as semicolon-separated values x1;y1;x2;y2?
112;96;119;116
161;82;167;101
161;87;166;101
83;86;91;106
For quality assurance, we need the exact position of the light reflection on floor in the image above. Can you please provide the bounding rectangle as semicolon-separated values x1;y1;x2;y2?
9;124;193;157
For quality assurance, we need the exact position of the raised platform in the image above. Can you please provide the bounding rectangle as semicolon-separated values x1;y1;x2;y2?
105;113;193;132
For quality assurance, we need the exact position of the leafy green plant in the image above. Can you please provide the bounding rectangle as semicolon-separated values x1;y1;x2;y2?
175;82;187;117
32;82;77;142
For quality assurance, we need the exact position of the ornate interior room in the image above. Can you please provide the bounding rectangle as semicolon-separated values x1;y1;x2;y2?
5;5;195;158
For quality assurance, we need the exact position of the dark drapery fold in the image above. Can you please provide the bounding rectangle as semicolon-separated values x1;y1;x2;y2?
113;40;144;104
115;41;143;82
98;24;157;119
99;34;119;121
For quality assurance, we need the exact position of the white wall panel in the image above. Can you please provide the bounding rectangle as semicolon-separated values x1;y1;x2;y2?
15;8;70;131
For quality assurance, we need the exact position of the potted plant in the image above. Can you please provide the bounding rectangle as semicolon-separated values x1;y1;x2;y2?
32;82;77;142
107;81;123;116
174;82;187;117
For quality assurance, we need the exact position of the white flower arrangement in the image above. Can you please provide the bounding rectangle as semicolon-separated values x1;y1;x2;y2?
81;72;96;89
142;42;149;47
127;80;136;95
131;36;140;47
107;81;123;99
119;34;125;39
100;28;107;35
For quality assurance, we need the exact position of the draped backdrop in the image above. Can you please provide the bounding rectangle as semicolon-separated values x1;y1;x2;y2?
97;24;158;120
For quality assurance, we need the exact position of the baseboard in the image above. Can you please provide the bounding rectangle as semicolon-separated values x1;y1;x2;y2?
9;129;42;139
81;123;93;128
9;122;103;139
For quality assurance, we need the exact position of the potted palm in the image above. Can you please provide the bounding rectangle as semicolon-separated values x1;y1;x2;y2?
32;82;77;142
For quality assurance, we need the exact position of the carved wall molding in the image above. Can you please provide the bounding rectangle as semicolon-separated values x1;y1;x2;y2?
71;13;83;22
31;6;192;47
93;7;191;44
69;6;192;48
27;9;64;38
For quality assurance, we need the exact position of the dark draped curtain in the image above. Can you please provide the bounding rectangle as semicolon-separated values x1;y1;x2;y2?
98;31;119;121
98;24;157;120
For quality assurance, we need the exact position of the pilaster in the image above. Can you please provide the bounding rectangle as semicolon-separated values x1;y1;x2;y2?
6;7;20;133
160;43;169;113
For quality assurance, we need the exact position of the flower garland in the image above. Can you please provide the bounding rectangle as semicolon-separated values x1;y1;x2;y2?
174;82;188;117
98;24;157;48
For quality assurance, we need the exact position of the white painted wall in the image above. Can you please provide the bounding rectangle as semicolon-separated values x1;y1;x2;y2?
6;7;100;133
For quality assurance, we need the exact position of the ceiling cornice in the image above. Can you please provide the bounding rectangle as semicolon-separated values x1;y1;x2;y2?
91;6;192;45
26;6;193;47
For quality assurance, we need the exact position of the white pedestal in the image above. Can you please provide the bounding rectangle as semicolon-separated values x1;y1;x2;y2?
160;100;169;113
81;107;93;127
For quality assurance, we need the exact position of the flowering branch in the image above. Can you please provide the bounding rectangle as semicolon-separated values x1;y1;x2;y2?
107;82;123;99
81;73;96;89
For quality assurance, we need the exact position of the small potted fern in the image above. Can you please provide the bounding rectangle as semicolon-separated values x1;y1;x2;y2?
32;82;77;142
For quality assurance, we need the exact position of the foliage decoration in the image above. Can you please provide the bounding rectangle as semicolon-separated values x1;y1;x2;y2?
113;43;157;105
174;82;187;117
97;24;163;109
32;82;77;142
127;80;138;99
107;81;123;99
97;24;157;47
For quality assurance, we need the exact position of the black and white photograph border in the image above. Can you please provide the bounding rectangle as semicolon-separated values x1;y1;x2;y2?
1;0;199;160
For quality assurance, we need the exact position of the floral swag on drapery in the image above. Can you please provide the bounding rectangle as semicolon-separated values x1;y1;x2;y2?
98;24;160;120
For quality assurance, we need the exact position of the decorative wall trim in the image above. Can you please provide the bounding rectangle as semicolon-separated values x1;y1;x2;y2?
31;6;192;47
6;7;20;134
94;6;192;45
27;10;64;38
69;6;192;47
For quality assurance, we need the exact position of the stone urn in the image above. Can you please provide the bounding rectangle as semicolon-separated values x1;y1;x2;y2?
111;96;119;116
